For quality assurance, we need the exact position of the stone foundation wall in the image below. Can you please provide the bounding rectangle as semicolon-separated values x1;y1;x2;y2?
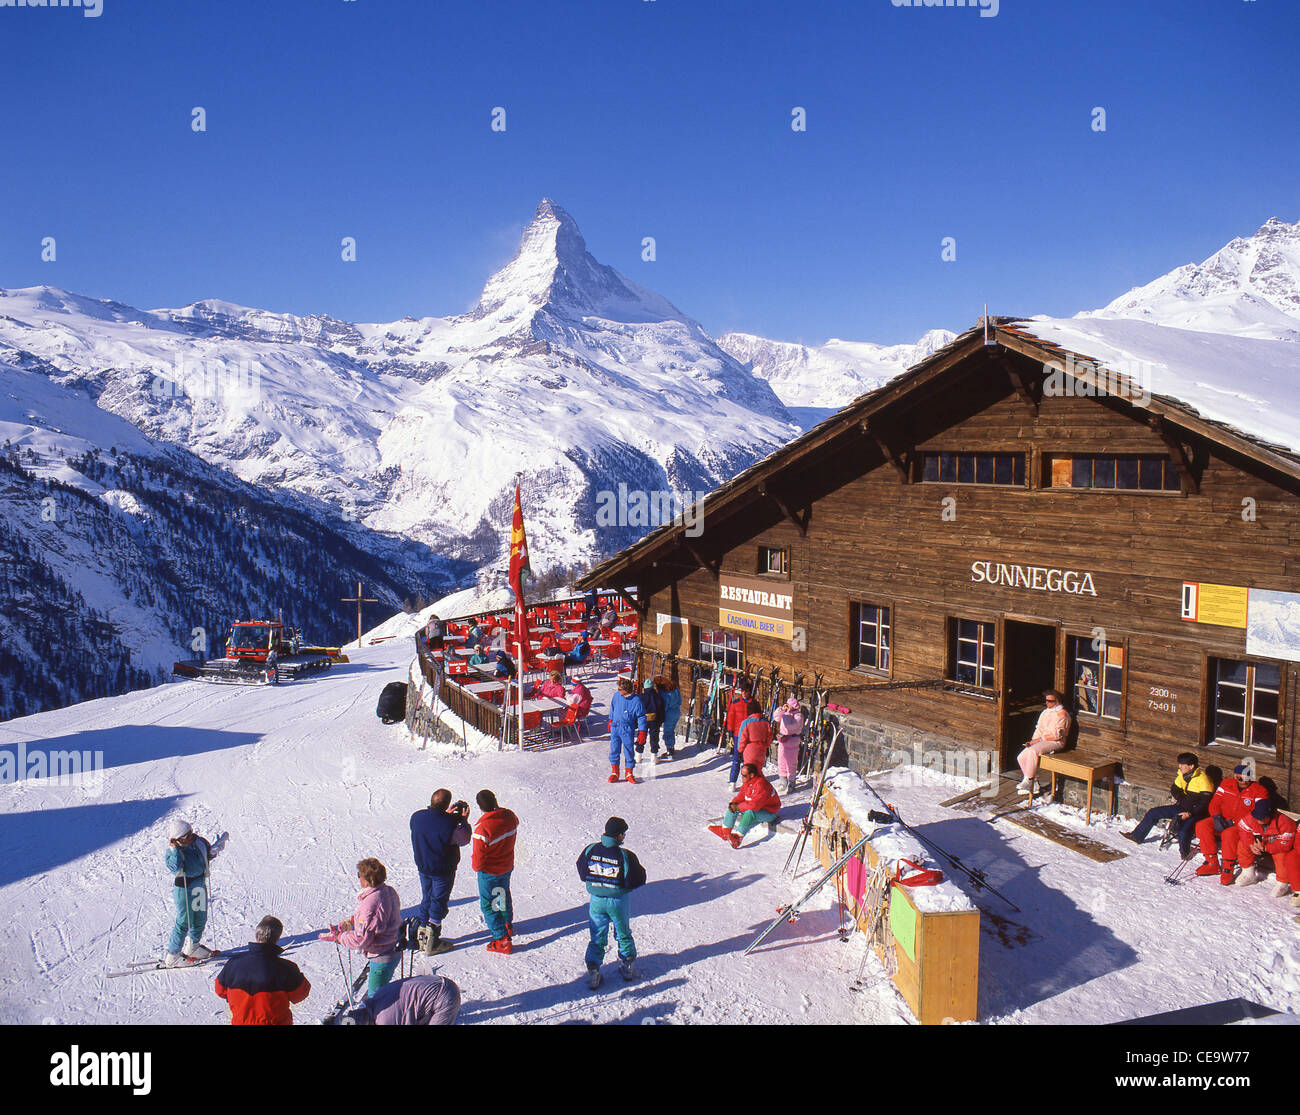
833;710;1168;821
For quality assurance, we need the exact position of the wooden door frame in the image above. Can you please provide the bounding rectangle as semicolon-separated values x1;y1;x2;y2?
997;614;1063;770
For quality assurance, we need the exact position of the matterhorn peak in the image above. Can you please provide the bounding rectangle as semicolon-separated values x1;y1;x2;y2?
470;199;685;328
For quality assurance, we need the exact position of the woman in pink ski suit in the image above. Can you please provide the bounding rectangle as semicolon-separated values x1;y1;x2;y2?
321;857;403;997
773;697;804;795
1016;690;1071;794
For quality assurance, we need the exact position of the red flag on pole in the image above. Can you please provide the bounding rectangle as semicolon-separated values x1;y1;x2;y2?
508;483;538;670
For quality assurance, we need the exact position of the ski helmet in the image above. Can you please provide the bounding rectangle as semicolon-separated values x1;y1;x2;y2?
168;819;192;840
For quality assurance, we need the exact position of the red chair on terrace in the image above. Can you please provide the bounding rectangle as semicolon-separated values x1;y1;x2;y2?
552;706;581;745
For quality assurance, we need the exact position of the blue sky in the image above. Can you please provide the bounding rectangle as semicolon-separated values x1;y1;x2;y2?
1;0;1296;345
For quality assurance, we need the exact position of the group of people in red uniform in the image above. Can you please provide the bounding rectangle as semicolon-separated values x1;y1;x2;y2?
1127;758;1300;905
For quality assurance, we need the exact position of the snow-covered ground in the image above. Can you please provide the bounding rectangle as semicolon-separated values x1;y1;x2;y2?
3;634;1300;1026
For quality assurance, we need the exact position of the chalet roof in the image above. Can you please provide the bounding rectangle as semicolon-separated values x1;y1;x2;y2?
578;320;1300;590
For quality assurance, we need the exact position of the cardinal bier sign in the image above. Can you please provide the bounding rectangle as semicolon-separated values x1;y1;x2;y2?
719;574;794;641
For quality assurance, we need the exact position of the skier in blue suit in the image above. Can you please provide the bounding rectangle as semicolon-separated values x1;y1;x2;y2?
163;819;224;967
607;676;646;784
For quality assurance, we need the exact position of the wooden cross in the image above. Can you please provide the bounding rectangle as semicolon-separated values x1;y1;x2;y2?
341;581;378;646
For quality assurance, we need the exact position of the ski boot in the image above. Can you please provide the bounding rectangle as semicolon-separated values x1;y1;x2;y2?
618;957;635;981
729;832;743;849
624;768;636;784
1195;856;1221;878
161;952;186;968
1235;865;1259;887
586;965;603;989
424;924;454;955
607;763;620;784
486;937;513;955
182;941;214;960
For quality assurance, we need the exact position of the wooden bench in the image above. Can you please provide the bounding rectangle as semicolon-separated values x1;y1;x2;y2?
1030;751;1122;825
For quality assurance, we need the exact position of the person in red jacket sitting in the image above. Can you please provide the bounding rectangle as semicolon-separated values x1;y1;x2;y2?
214;916;311;1025
1195;762;1269;883
709;763;782;849
472;789;520;954
1234;799;1300;903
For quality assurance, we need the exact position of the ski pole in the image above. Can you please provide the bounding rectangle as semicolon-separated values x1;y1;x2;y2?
335;939;356;1010
867;797;1021;912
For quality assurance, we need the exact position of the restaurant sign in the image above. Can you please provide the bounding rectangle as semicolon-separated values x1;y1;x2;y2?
719;574;794;641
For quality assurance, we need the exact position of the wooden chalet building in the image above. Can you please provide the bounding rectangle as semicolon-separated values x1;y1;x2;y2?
578;318;1300;816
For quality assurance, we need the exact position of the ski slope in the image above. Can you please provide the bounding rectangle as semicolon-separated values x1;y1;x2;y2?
3;636;1300;1025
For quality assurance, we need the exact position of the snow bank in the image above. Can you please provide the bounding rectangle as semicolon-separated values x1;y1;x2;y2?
824;767;976;915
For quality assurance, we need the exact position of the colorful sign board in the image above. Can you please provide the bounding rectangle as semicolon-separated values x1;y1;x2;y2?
1181;582;1248;628
719;573;794;641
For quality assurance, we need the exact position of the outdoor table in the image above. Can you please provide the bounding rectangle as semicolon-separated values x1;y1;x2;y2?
463;681;506;696
613;625;636;634
452;647;474;657
519;698;569;717
442;634;466;643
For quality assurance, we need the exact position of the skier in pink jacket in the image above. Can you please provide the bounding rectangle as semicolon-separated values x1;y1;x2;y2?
773;697;804;795
320;858;403;996
1016;690;1072;795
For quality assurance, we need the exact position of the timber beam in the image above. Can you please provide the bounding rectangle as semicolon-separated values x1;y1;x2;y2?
758;482;811;536
1148;415;1201;494
861;420;913;483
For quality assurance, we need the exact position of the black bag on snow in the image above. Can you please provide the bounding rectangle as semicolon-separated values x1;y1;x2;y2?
376;681;409;724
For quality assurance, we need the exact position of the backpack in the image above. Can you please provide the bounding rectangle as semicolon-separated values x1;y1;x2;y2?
376;681;408;724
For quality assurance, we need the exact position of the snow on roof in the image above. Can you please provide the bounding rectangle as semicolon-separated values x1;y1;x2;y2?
1014;316;1300;457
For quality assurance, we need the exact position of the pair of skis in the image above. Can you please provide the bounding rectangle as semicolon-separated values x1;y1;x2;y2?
105;939;304;979
782;698;840;878
746;827;875;955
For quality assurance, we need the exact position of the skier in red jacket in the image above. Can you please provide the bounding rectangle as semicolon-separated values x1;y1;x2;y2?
722;684;752;758
709;763;781;849
472;790;519;954
1234;799;1300;904
1195;763;1268;883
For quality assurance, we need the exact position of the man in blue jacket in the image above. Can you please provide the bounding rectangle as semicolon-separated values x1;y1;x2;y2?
607;676;647;784
576;816;647;989
638;678;666;760
409;789;471;955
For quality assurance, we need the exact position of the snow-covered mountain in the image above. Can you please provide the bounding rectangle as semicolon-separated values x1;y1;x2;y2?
0;199;801;718
718;329;957;410
722;216;1300;413
0;200;795;572
1081;216;1300;341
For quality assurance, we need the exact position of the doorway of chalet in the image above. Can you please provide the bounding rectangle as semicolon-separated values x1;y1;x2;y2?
999;620;1058;770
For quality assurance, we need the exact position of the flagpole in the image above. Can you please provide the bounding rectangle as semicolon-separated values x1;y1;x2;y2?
514;640;524;751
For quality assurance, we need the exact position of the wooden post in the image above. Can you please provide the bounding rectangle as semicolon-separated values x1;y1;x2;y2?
514;641;525;752
340;581;378;646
